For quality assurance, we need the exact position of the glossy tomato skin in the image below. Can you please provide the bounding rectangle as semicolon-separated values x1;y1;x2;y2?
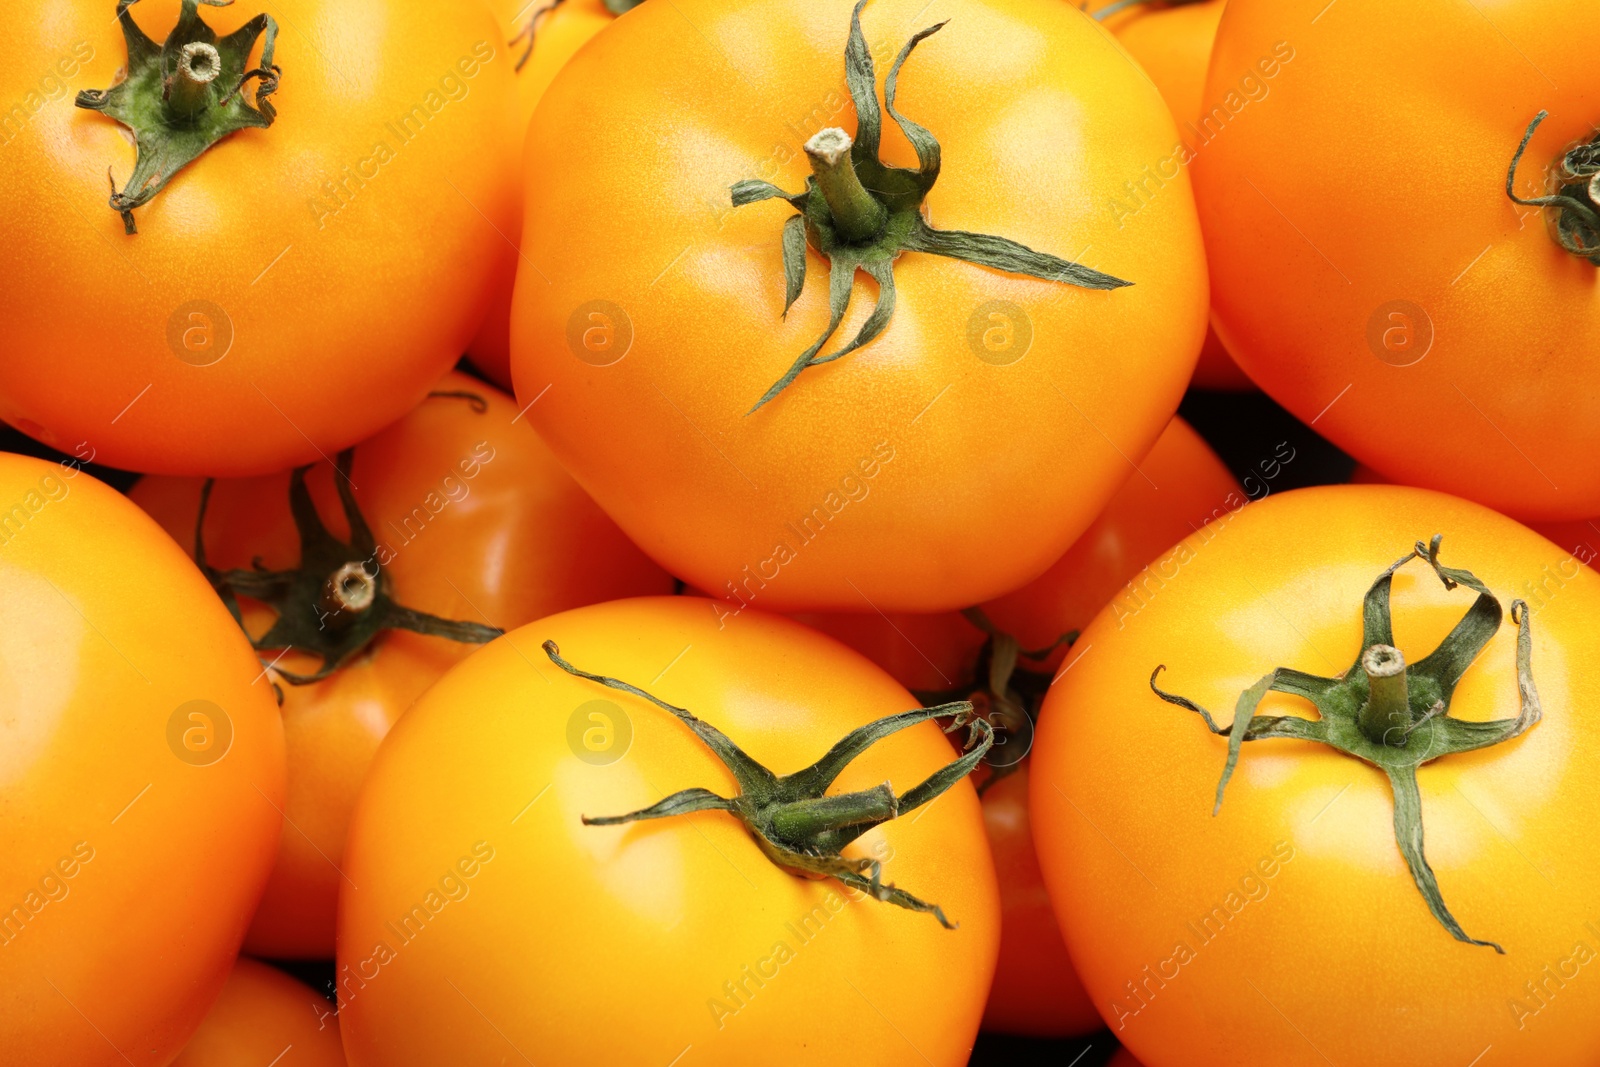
0;1;521;476
1031;486;1600;1066
467;0;619;389
132;371;674;958
1194;0;1600;520
980;765;1103;1037
1096;0;1251;392
338;597;999;1066
513;0;1208;612
170;958;344;1067
0;454;285;1064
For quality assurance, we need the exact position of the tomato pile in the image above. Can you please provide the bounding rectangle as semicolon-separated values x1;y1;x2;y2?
2;0;1596;1064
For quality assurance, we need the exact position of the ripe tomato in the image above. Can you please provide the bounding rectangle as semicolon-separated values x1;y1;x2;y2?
512;0;1208;611
467;0;623;389
1093;0;1251;391
0;0;522;476
0;453;284;1064
132;372;673;957
338;596;998;1066
1194;0;1600;520
170;958;344;1067
1032;485;1600;1066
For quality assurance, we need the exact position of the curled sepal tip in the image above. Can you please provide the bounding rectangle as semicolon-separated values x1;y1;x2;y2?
1507;110;1600;266
730;0;1131;412
75;0;282;233
543;639;992;927
1151;536;1541;951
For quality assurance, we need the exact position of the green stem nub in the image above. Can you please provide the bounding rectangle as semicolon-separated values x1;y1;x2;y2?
167;41;222;118
1359;643;1409;745
544;640;992;927
804;128;888;244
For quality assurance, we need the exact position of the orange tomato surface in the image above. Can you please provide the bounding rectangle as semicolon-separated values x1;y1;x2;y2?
338;597;999;1066
0;0;522;476
799;416;1243;688
512;0;1209;612
981;765;1103;1037
0;454;285;1064
1032;486;1600;1066
170;958;344;1067
1096;0;1252;391
132;372;673;957
1194;0;1600;519
1109;1049;1142;1067
468;0;621;388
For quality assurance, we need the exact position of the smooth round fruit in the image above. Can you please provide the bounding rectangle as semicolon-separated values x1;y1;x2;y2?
132;372;673;957
512;0;1209;611
0;453;285;1064
1195;0;1600;519
1032;485;1600;1066
1095;0;1251;391
170;958;344;1067
467;0;620;388
338;596;998;1066
0;0;522;475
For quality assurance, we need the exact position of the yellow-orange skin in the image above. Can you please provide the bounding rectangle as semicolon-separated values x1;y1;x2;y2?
0;455;285;1064
338;597;998;1066
1097;0;1252;391
132;371;673;958
1032;486;1600;1066
1195;0;1600;520
512;0;1208;612
468;0;620;388
0;0;521;476
170;958;344;1067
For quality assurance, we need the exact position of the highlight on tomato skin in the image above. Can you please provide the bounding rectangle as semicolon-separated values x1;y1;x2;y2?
1030;484;1600;1067
0;452;287;1065
130;371;674;959
337;596;999;1067
0;0;524;477
511;0;1211;614
169;957;345;1067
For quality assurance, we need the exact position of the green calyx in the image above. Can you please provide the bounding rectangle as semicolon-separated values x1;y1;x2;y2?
1507;111;1600;265
197;395;502;687
75;0;281;235
542;640;994;927
1152;535;1542;953
914;608;1077;791
731;0;1131;413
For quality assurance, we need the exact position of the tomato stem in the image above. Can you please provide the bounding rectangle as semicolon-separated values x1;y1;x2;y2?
1506;111;1600;265
74;0;282;234
543;639;993;927
1151;536;1542;953
195;396;503;686
728;0;1131;412
804;128;888;244
1357;643;1409;744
